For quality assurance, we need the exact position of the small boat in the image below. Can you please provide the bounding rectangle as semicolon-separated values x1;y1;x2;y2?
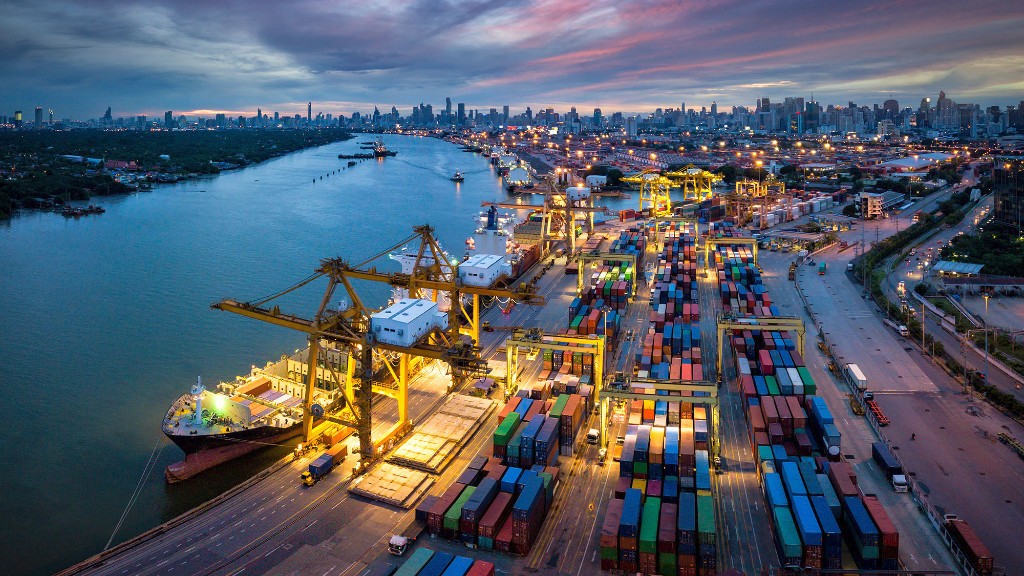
450;171;465;182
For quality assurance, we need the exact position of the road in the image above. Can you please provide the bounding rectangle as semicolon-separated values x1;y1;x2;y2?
761;247;961;571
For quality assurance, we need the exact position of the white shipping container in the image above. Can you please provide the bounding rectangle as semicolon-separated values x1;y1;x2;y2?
371;298;446;347
458;254;510;287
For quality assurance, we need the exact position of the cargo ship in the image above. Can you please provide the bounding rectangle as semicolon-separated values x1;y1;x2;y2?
162;351;344;482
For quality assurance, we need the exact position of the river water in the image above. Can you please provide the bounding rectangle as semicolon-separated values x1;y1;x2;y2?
0;135;641;575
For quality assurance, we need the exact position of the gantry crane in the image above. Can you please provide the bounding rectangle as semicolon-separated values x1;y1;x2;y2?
481;173;611;256
213;225;544;471
621;170;674;217
724;177;790;229
665;166;722;203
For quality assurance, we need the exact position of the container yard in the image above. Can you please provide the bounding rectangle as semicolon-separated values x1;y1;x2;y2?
67;194;1001;576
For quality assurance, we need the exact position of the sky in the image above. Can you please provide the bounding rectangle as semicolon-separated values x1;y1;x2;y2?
2;0;1024;120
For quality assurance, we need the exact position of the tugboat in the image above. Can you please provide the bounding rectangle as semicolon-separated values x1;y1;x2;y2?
373;138;397;158
450;171;465;182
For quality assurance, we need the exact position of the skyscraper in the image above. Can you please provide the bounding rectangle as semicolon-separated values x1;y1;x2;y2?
257;108;262;127
13;110;22;128
35;106;43;126
307;102;312;124
165;111;174;128
993;156;1024;233
457;103;465;126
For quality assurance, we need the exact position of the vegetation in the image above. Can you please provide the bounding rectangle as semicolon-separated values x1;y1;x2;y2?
855;193;1024;420
940;222;1024;277
585;165;624;186
0;128;351;218
842;204;859;218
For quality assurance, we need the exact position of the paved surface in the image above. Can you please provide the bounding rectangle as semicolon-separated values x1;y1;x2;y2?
762;200;1024;573
697;258;780;573
760;248;961;572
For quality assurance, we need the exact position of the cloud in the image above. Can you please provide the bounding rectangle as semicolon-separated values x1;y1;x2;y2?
0;0;1022;119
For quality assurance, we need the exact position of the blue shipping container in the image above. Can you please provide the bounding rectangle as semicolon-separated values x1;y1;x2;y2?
418;552;454;576
792;495;823;546
440;557;475;576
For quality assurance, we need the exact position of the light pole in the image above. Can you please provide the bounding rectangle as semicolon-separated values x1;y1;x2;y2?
982;294;990;380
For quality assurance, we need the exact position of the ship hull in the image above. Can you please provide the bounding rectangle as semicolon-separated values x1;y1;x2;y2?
164;423;302;483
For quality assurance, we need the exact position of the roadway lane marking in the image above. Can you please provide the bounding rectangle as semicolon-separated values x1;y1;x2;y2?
320;566;337;576
301;519;319;532
156;559;169;567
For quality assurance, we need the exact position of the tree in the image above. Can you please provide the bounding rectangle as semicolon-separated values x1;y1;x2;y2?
842;204;859;217
715;164;738;183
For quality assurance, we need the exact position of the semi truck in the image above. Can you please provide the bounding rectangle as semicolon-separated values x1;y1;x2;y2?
818;261;827;275
872;442;908;492
301;443;348;486
883;318;910;336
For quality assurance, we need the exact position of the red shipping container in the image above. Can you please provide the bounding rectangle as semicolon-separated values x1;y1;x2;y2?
427;483;466;535
862;495;900;552
478;492;513;539
497;397;521;422
495;515;514;553
466;561;495;576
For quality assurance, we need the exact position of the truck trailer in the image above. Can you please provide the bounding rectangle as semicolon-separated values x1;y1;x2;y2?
301;443;349;486
871;442;908;492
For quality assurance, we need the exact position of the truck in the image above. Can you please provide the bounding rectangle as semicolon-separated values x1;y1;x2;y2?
884;318;910;336
301;443;348;486
387;520;424;555
872;442;908;492
845;363;868;393
818;262;827;275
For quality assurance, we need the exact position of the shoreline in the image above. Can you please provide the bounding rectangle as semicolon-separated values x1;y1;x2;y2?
0;131;354;221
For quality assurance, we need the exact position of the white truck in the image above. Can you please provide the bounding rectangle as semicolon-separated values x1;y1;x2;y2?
845;363;868;393
884;319;909;337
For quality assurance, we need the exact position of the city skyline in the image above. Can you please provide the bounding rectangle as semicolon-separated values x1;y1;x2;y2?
2;1;1023;119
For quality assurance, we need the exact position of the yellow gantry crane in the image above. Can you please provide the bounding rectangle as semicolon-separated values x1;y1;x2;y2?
621;170;674;217
664;166;722;203
724;177;790;229
482;172;611;256
213;225;544;472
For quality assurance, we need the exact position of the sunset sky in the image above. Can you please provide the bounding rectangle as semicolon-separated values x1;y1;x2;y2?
2;0;1023;119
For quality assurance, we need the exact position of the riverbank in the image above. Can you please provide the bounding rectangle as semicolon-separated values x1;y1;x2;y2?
0;128;352;219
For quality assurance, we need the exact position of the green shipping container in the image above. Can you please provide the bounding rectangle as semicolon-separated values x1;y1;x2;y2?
600;546;617;560
757;445;774;464
765;376;780;396
772;506;803;561
633;461;648;476
443;486;477;531
696;494;716;535
549;395;569;419
658;552;677;575
494;413;521;446
797;367;816;395
639;497;661;554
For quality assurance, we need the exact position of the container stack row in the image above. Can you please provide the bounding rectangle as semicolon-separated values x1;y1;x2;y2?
609;226;648;268
711;235;900;571
423;452;559;555
568;298;624;337
392;548;496;576
601;486;715;576
539;340;600;379
604;224;717;576
493;392;590;463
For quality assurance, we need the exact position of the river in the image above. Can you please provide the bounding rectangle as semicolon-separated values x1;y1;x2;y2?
0;134;643;575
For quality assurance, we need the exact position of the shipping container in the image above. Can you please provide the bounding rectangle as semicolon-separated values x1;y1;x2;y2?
394;548;434;576
417;551;454;576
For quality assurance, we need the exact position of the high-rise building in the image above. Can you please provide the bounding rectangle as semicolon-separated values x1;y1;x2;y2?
14;110;23;128
257;108;262;127
34;106;43;126
103;107;112;124
625;115;638;138
993;156;1024;233
164;111;174;128
457;102;465;126
307;102;312;124
593;108;602;128
502;105;509;125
